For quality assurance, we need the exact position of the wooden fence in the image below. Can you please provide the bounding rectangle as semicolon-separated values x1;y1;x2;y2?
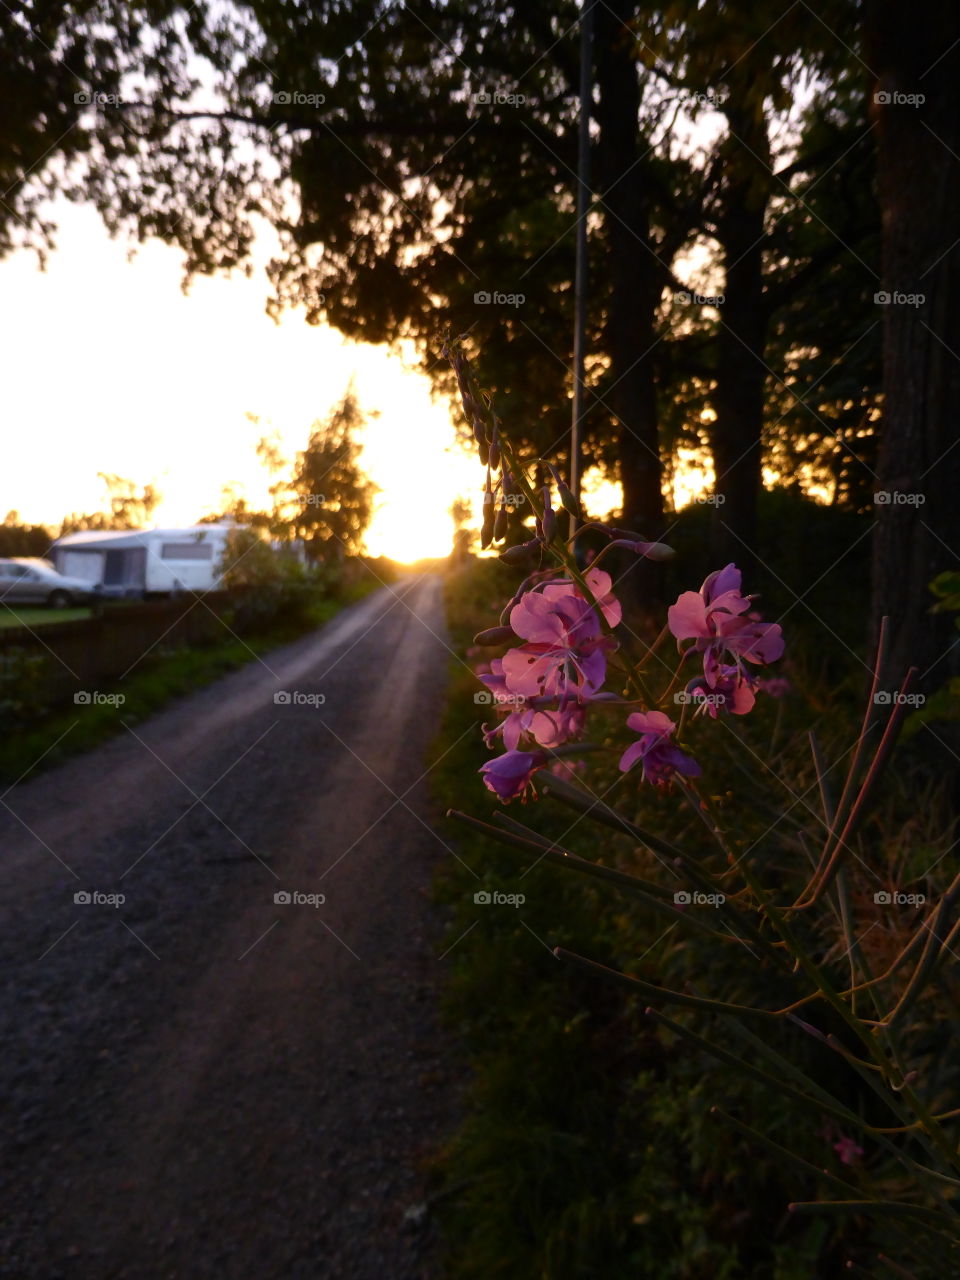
0;592;244;708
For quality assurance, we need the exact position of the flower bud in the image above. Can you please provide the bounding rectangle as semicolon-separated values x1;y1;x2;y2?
499;538;542;565
493;504;509;540
541;505;557;544
547;464;580;518
473;625;515;646
608;539;675;561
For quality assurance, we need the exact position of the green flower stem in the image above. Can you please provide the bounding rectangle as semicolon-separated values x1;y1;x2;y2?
447;811;744;944
884;869;960;1030
795;666;916;910
555;946;784;1018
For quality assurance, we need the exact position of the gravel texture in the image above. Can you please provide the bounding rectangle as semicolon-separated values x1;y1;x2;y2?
0;575;464;1279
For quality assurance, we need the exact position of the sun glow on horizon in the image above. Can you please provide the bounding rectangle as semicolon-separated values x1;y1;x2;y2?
0;203;475;564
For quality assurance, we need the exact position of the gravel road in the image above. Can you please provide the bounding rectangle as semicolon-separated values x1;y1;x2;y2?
0;574;464;1279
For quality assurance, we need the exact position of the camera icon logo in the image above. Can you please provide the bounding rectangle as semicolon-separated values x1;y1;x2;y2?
74;890;91;904
675;290;690;304
474;290;491;304
474;90;491;104
873;690;892;705
874;291;891;304
874;90;891;105
273;91;292;104
873;491;891;503
474;890;491;905
474;690;493;704
874;890;892;904
274;890;292;904
673;890;691;905
74;91;92;105
274;691;291;705
673;690;691;704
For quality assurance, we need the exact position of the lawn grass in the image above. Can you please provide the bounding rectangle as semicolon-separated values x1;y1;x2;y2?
0;605;93;629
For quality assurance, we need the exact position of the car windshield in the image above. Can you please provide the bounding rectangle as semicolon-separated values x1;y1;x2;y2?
11;558;55;573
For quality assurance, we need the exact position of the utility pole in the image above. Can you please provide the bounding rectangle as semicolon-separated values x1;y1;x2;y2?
570;0;595;519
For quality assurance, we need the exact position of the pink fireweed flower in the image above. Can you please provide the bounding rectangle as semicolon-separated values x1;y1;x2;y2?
668;563;784;687
503;589;612;699
480;750;547;802
833;1136;864;1166
619;711;701;788
478;658;533;751
542;567;622;627
684;666;757;718
527;701;587;748
479;660;594;751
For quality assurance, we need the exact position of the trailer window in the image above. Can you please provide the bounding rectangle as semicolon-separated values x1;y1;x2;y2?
160;543;214;561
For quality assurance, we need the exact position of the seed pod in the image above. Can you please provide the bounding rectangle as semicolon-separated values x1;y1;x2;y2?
478;438;489;467
493;504;509;541
488;438;501;471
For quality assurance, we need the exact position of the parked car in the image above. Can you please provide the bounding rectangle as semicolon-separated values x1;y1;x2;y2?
0;558;101;608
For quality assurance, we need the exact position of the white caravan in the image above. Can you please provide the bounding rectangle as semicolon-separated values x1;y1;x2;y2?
49;525;235;598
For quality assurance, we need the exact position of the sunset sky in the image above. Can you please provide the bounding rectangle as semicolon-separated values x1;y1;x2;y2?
0;202;482;562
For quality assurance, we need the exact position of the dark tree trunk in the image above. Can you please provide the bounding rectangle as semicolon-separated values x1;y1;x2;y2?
709;100;771;581
863;0;960;702
595;0;665;602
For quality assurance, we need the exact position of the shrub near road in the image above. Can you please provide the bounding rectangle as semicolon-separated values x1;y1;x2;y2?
433;525;957;1278
434;558;837;1278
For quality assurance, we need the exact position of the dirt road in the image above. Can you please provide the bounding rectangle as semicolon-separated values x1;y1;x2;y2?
0;575;464;1279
